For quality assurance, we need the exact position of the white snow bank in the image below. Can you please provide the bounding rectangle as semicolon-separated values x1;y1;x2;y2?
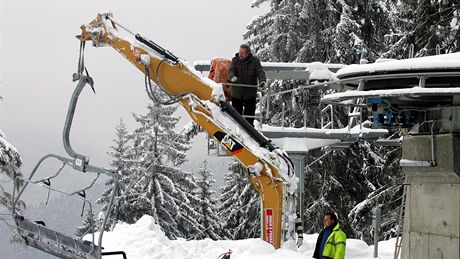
86;215;399;259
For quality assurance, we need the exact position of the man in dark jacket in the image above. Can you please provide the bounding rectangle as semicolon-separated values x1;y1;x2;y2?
313;212;347;259
228;44;266;126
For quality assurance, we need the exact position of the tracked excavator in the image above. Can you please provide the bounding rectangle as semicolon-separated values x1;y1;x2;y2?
77;13;299;249
11;13;299;258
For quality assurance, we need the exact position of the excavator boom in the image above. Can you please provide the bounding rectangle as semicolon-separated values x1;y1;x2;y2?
78;13;297;249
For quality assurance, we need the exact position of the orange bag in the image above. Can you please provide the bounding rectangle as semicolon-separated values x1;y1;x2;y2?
208;58;232;101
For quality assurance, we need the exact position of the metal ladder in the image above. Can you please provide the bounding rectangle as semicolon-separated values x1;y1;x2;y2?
394;181;408;259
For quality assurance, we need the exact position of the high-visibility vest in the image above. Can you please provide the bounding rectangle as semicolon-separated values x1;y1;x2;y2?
322;223;347;259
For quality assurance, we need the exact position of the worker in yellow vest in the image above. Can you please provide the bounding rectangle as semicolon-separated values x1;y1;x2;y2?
313;212;347;259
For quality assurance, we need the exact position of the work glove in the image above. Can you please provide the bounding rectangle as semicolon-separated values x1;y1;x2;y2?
230;76;238;83
258;81;266;88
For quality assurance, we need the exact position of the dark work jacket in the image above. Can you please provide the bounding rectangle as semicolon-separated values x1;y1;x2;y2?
313;223;346;259
228;53;266;100
313;226;333;259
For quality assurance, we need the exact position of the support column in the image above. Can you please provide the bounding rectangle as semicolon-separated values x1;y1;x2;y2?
289;153;305;233
401;133;460;259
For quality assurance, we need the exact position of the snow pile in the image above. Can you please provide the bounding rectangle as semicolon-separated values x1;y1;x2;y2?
86;215;399;259
306;62;338;81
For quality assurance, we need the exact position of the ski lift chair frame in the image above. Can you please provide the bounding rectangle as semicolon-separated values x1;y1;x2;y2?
11;74;127;259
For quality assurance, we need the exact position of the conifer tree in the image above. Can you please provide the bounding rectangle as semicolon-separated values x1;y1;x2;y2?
244;0;404;244
219;161;260;239
247;0;395;63
97;119;133;230
383;0;459;58
194;160;222;240
124;101;201;239
0;130;25;212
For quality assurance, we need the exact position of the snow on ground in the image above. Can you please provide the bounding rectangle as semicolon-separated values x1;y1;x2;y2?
86;215;399;259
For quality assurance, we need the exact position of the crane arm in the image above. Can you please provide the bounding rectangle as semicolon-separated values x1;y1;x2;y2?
77;13;297;249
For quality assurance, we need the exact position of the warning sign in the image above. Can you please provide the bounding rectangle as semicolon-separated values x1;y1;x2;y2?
265;208;273;245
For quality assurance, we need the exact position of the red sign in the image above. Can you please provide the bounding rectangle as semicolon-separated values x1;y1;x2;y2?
265;208;273;245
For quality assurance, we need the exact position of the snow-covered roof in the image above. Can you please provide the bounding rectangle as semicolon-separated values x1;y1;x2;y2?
259;124;387;152
269;137;340;152
322;86;460;103
194;60;345;71
260;124;387;140
193;60;345;80
336;52;460;79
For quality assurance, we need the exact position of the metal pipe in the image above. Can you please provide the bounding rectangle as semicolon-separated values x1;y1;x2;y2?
282;103;285;129
303;111;307;128
63;76;91;171
225;82;259;88
265;80;341;98
105;14;136;36
97;179;119;258
330;104;334;129
266;88;271;119
13;154;73;211
101;251;127;259
409;44;414;58
430;121;437;165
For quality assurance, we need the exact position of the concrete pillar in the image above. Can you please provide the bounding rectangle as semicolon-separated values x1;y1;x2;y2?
401;133;460;259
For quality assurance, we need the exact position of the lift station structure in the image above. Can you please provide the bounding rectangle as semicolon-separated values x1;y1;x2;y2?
323;52;460;259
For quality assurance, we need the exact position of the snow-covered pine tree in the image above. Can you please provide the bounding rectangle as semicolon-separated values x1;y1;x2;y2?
193;160;222;240
383;0;459;58
347;140;404;241
245;0;396;130
247;0;395;63
123;100;201;239
333;0;396;63
304;139;403;242
0;130;25;212
245;0;404;244
97;119;133;230
219;160;260;239
75;209;99;238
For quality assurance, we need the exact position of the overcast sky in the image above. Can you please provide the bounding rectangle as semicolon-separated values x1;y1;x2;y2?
0;0;268;203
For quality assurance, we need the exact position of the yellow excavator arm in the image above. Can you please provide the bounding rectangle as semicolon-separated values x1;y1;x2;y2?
78;13;297;248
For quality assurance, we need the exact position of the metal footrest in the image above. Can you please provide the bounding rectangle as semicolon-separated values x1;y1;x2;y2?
15;215;99;259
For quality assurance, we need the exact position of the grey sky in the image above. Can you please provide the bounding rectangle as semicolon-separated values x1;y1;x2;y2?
1;0;268;203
